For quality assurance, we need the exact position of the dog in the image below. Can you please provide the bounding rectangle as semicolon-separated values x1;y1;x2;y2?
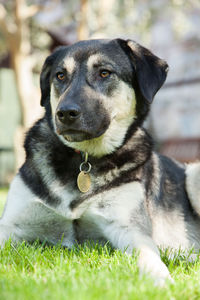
1;38;200;285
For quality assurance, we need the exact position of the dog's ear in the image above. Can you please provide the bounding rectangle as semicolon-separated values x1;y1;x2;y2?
40;47;65;107
118;39;169;103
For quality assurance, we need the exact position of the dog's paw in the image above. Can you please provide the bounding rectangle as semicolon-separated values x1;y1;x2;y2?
138;246;173;287
153;274;174;287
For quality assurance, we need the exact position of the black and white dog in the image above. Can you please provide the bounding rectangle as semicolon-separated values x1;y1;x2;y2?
1;38;200;285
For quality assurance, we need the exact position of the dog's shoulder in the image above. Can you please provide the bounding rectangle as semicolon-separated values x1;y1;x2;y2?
144;152;193;214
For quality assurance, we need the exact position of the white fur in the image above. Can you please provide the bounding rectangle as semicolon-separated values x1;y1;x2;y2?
80;181;172;284
87;54;104;70
138;246;172;286
151;153;162;198
79;181;145;247
127;41;140;53
63;56;76;74
186;162;200;216
0;175;75;246
50;85;58;116
1;175;35;222
152;211;189;249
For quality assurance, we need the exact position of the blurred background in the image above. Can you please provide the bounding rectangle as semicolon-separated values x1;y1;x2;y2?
0;0;200;187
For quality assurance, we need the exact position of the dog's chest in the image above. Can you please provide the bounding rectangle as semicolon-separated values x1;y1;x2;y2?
74;181;145;242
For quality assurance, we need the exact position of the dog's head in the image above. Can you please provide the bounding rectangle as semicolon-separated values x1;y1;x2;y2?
40;39;168;157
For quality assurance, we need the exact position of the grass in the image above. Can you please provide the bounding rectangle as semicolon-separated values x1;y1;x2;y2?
1;188;200;299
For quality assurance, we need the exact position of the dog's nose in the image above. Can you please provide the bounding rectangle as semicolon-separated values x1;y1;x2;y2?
56;106;81;124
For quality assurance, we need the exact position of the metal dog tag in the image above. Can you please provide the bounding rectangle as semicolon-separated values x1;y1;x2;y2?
77;152;92;193
77;171;91;193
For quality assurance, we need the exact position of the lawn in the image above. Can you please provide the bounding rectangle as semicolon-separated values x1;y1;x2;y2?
1;189;200;300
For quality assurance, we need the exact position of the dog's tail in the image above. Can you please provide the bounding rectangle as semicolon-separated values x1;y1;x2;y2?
186;162;200;216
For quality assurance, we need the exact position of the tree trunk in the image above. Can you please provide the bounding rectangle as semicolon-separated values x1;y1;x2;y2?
9;1;43;169
11;51;41;128
0;1;44;170
78;0;89;40
11;51;42;169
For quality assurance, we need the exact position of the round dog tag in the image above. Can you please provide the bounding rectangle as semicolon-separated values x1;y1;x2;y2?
77;171;91;193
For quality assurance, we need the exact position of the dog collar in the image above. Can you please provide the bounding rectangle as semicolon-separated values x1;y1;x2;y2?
77;151;92;193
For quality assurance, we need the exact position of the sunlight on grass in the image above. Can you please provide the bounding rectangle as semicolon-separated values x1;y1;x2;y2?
0;241;200;300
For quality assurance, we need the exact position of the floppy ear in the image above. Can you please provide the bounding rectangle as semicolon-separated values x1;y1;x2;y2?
40;54;54;107
40;47;65;107
118;39;169;103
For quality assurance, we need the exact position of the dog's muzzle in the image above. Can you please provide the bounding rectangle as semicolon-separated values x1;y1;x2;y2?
55;100;111;142
55;103;87;141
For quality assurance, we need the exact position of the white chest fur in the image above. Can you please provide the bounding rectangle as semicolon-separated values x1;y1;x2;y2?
77;182;146;247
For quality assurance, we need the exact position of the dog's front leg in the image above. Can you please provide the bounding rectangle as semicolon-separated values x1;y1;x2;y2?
108;228;172;285
137;244;172;286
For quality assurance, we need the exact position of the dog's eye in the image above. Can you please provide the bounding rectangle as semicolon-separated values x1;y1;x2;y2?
100;70;111;78
56;72;65;81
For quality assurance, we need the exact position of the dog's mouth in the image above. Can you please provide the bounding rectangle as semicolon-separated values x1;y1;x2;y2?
63;129;91;142
55;111;111;143
56;128;107;142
